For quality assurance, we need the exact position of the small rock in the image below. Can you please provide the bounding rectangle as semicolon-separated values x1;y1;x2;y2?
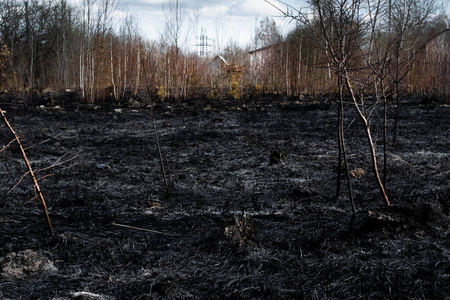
96;163;111;169
128;98;140;107
349;168;365;179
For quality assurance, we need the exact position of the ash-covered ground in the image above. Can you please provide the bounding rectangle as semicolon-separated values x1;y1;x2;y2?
0;98;449;299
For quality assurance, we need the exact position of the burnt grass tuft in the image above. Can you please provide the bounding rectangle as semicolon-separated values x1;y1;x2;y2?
0;97;449;299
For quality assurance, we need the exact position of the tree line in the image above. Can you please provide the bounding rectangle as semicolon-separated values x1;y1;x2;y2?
0;0;449;103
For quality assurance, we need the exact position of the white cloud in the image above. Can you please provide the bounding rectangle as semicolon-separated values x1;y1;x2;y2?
68;0;308;48
200;4;229;16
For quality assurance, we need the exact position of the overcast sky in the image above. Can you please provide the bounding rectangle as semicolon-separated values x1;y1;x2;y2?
70;0;449;54
114;0;307;52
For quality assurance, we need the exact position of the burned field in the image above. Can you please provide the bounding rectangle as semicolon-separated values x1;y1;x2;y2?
0;99;449;299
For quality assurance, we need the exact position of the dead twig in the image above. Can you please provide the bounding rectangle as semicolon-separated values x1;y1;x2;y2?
111;222;176;236
142;61;169;197
24;195;39;205
1;138;16;152
36;173;54;182
7;152;77;195
35;153;79;173
7;170;30;195
0;108;54;236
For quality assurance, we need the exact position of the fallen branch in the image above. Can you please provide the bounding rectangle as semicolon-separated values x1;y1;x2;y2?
111;222;176;236
0;108;53;236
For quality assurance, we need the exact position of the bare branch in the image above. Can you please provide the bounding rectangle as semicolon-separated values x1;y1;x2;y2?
1;138;17;152
0;108;53;236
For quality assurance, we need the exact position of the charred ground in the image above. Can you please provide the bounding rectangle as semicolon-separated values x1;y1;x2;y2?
0;97;449;299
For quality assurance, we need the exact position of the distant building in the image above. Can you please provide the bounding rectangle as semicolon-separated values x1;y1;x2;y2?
248;43;283;87
209;55;229;72
248;44;277;67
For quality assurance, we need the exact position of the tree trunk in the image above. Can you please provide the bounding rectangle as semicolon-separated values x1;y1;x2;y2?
345;73;390;206
336;74;355;214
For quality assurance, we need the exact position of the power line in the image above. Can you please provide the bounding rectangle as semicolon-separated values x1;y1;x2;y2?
195;28;213;57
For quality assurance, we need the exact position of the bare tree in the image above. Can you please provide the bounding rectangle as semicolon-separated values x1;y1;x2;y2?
0;0;446;103
161;0;190;99
387;0;441;146
267;0;394;209
214;3;230;55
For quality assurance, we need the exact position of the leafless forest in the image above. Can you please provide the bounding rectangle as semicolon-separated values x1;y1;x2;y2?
0;0;449;102
1;1;450;299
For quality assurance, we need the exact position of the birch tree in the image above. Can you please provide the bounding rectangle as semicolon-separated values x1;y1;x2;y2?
162;0;189;99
